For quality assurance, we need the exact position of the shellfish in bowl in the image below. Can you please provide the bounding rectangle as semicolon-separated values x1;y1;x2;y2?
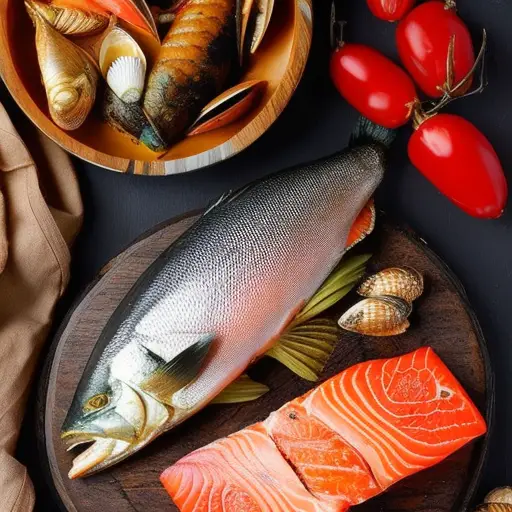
0;0;313;175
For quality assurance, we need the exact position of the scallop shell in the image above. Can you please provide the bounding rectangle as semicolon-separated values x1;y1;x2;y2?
27;2;99;131
188;80;267;136
25;0;108;36
99;25;147;79
338;296;412;337
107;56;145;103
485;488;512;505
358;267;424;303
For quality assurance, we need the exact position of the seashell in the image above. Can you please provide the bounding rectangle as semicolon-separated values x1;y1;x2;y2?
338;296;412;337
103;87;166;152
26;2;99;131
99;25;147;79
237;0;274;63
188;80;267;136
106;56;145;103
475;505;512;512
358;266;424;303
25;0;108;36
485;487;512;505
50;0;159;40
250;0;275;53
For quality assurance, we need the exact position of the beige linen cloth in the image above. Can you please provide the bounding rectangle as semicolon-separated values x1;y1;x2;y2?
0;103;83;511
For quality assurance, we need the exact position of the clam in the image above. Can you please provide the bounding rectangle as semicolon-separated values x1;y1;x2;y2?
475;506;512;512
103;87;165;152
338;296;412;337
25;0;108;36
26;1;99;131
485;488;512;505
237;0;275;63
188;80;267;136
99;26;147;103
358;267;424;303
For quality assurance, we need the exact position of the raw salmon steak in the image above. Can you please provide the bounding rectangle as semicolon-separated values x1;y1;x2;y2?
161;423;339;512
265;400;380;508
304;346;487;488
161;347;486;511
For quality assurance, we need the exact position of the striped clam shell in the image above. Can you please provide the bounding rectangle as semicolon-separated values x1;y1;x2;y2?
475;505;512;512
338;296;412;337
485;488;512;505
358;266;424;303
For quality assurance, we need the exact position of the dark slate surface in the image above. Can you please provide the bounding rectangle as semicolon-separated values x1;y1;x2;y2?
4;0;511;508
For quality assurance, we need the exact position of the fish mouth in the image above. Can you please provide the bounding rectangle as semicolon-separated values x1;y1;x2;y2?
62;431;133;479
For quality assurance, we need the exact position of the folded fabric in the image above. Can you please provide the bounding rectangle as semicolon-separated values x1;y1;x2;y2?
0;103;82;512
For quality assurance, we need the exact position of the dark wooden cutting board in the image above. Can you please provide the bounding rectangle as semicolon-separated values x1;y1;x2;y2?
37;213;493;512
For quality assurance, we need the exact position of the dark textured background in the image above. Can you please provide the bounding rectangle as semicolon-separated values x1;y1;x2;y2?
3;0;511;508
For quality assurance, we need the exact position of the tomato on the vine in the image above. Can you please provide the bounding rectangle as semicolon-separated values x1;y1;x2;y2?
396;1;475;98
330;43;417;128
366;0;415;22
408;114;507;218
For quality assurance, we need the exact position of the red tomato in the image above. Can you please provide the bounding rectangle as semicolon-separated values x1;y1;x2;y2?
366;0;416;22
330;43;417;128
396;1;475;98
408;114;507;218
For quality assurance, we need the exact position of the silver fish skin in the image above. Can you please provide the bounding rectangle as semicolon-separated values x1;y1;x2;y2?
62;142;386;478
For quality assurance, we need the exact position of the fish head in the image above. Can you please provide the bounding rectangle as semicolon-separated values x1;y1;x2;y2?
61;377;167;478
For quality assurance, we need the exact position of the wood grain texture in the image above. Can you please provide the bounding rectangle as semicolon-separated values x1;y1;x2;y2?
38;214;493;512
0;0;312;175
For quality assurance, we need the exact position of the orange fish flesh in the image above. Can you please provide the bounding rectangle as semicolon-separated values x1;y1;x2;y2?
161;347;486;511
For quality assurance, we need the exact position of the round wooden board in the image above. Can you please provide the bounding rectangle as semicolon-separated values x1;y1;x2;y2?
38;214;493;512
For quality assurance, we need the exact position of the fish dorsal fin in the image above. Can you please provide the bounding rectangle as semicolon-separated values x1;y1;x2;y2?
211;374;269;404
346;199;376;250
135;331;210;363
139;333;214;405
203;184;253;216
266;318;340;381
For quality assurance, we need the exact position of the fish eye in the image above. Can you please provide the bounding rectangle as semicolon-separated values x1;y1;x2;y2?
83;393;110;413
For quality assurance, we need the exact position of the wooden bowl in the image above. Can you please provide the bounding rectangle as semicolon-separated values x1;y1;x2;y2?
0;0;313;175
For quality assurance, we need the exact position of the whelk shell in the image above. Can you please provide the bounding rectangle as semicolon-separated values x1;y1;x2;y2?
338;296;412;337
358;266;424;303
25;0;108;36
26;1;99;131
50;0;159;40
188;80;267;136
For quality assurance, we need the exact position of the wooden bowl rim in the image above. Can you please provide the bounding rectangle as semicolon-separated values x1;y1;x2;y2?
0;0;313;175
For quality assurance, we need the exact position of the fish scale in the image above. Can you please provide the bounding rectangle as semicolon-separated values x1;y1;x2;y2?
62;138;386;477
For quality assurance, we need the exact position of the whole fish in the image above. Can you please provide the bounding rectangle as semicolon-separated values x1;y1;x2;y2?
142;0;236;150
62;120;392;478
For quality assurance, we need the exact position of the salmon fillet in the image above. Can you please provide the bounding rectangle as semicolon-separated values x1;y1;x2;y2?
304;346;487;488
161;347;486;511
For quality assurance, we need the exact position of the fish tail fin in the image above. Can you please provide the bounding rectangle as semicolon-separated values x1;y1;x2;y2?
346;199;376;250
349;116;395;149
266;254;371;381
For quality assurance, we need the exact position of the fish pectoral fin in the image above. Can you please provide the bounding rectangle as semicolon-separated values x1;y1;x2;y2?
266;318;340;382
139;333;215;406
211;375;269;404
293;253;372;326
346;199;376;250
